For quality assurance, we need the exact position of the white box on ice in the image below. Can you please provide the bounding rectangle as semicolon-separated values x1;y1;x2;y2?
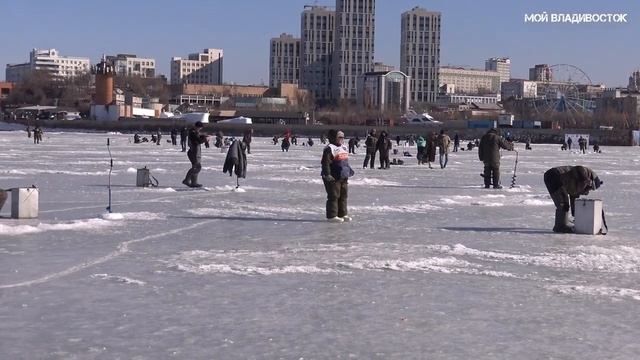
11;187;39;219
574;199;603;235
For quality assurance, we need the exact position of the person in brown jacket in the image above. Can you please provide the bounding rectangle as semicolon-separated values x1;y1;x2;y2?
478;128;514;189
544;166;602;233
424;132;437;169
437;129;452;169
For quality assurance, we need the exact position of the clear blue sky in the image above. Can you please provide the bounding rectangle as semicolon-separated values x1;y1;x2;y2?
1;0;637;87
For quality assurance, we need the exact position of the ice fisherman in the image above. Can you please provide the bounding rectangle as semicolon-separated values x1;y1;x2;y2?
544;165;602;233
437;129;451;169
478;128;514;189
242;128;253;154
180;127;188;152
376;131;392;169
182;121;210;188
363;129;377;169
321;129;354;223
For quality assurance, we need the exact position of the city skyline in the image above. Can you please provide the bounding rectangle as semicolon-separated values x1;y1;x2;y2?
1;0;637;87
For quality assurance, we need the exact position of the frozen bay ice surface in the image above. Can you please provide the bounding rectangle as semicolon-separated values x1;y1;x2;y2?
0;129;639;359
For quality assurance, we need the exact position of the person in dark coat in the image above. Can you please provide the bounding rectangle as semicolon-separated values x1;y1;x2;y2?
544;166;602;233
395;135;401;147
307;137;314;147
223;140;247;180
321;129;354;222
215;131;223;148
578;136;587;154
134;134;141;144
242;128;253;154
453;133;460;152
567;137;573;150
362;129;377;169
155;128;162;145
376;131;392;169
182;121;209;188
424;132;437;169
348;137;357;154
170;128;178;146
26;125;31;138
281;136;290;152
33;126;43;144
478;128;514;189
180;127;188;152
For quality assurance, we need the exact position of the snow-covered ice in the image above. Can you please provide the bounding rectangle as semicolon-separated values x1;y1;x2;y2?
1;130;640;359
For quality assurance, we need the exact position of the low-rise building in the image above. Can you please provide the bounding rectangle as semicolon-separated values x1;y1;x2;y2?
170;48;223;85
529;64;552;82
437;93;500;105
0;82;14;100
6;48;90;83
501;79;537;100
439;66;501;95
106;54;155;78
170;83;309;109
357;70;411;113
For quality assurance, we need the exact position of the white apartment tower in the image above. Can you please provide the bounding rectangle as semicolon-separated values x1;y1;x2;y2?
332;0;376;101
400;7;441;104
170;48;223;85
6;48;90;83
300;5;335;102
485;57;511;85
269;33;301;88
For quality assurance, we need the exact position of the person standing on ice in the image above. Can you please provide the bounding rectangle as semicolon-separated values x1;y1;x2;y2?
363;129;377;169
544;165;602;233
170;128;178;146
182;121;209;188
242;128;253;154
478;128;514;189
416;135;426;164
437;129;451;169
453;132;460;152
180;126;188;152
376;131;392;169
567;137;573;151
321;129;354;223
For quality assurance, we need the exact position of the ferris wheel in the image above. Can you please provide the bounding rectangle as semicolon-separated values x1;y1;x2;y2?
533;64;595;123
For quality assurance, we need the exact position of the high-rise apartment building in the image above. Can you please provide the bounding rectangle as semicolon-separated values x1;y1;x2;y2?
485;57;511;85
332;0;376;101
300;5;335;102
269;33;301;88
170;48;223;85
6;48;90;83
400;6;441;104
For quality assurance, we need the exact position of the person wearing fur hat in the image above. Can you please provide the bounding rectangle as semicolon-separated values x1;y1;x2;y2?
544;165;602;233
321;129;355;223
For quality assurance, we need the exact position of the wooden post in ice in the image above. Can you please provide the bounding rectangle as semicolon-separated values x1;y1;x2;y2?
11;187;39;219
574;199;603;235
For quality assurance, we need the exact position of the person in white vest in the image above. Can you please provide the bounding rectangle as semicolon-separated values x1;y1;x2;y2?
321;129;355;223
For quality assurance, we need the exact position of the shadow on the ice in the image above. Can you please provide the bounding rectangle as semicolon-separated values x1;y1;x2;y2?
442;226;549;234
171;215;327;223
381;184;477;190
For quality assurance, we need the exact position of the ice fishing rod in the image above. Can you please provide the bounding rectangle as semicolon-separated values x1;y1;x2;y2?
510;150;519;189
106;138;113;213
